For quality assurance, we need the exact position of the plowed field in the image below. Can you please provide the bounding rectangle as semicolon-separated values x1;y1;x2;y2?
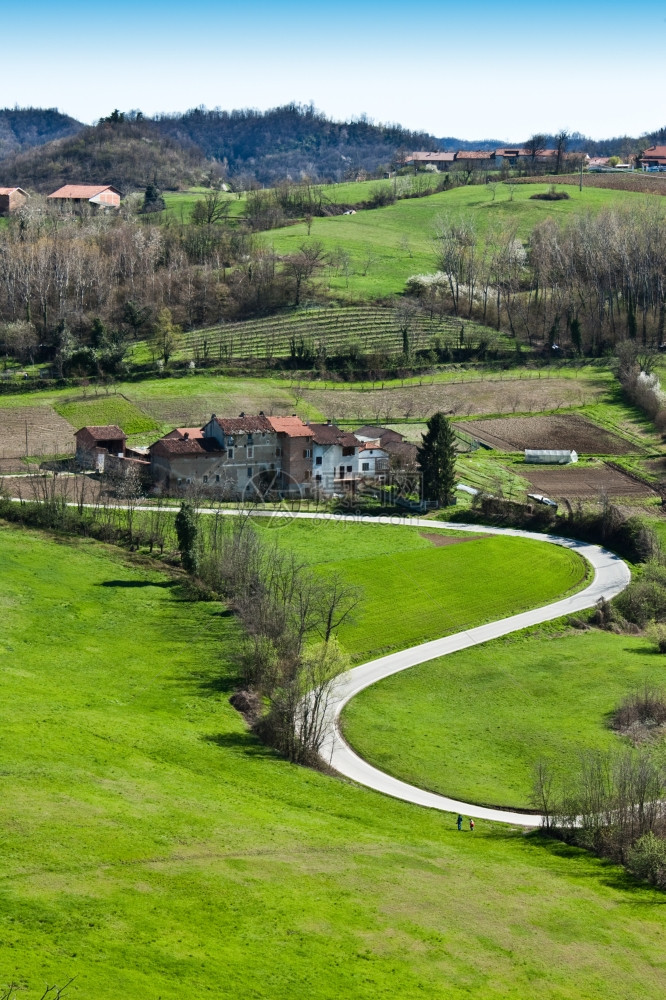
0;406;74;463
456;414;632;454
522;464;654;499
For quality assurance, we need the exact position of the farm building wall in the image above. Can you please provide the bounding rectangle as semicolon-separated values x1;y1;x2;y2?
0;189;27;215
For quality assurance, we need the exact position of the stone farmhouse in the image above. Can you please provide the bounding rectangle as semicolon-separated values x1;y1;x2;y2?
0;187;28;216
75;414;416;499
148;413;314;497
47;184;121;208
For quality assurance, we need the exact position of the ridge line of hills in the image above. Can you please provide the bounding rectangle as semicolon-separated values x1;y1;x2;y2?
0;105;664;193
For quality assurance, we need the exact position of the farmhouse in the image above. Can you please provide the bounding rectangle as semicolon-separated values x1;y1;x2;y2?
149;413;313;496
309;422;359;492
0;187;28;215
47;184;122;208
405;151;456;167
75;425;127;470
640;145;666;171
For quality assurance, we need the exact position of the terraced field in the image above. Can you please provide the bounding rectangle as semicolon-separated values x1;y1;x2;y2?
130;305;511;366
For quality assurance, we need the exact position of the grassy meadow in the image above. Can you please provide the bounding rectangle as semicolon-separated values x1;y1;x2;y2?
254;521;587;661
342;625;666;810
261;183;656;299
2;523;666;999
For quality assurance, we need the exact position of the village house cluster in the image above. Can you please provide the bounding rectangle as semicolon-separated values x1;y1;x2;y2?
405;145;666;172
74;415;417;498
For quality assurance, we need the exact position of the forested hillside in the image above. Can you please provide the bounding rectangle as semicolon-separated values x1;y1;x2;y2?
1;118;212;192
0;107;82;159
150;103;437;183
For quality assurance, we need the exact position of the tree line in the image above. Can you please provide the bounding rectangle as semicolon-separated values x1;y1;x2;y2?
419;204;666;354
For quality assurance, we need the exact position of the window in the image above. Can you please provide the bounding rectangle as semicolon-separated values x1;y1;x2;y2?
177;478;182;486
362;462;370;471
247;467;253;477
227;447;234;460
247;446;254;459
303;449;311;459
315;474;322;482
215;474;220;483
304;470;310;480
342;446;355;456
275;447;282;456
346;465;352;473
186;478;192;485
315;455;322;466
203;475;208;484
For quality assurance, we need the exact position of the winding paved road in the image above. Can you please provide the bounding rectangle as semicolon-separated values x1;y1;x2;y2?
286;516;630;827
7;498;631;824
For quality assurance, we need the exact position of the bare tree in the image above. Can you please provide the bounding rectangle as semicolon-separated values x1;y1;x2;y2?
554;129;570;175
525;133;547;170
191;190;232;226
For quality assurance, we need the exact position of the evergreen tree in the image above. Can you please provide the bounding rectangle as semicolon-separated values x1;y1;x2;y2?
175;500;199;574
417;412;456;507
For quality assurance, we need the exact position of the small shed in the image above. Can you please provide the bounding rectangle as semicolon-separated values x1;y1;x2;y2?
524;449;578;465
75;425;127;470
0;187;28;216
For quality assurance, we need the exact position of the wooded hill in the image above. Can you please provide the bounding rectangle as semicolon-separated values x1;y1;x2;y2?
0;107;82;159
149;103;437;184
1;118;212;193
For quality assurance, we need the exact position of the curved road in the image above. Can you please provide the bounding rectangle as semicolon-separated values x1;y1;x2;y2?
8;499;631;824
302;516;630;827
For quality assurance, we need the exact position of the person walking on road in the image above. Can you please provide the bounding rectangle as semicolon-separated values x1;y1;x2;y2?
457;814;463;831
469;819;475;832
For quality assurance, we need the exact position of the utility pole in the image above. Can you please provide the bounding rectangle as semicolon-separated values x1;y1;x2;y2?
579;156;584;193
25;420;28;458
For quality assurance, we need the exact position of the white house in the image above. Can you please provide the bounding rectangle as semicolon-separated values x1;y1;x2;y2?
309;422;359;493
355;441;389;478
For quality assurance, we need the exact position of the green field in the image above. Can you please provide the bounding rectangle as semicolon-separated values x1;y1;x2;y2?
2;523;665;999
262;183;656;299
253;521;587;661
53;394;160;435
342;625;666;810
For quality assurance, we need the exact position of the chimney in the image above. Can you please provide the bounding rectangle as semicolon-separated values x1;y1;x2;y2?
259;410;265;415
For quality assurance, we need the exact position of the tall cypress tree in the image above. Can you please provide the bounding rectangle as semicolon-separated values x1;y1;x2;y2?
417;412;457;507
175;500;199;574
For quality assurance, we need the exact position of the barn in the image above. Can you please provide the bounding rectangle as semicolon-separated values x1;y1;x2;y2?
47;184;121;209
0;187;28;215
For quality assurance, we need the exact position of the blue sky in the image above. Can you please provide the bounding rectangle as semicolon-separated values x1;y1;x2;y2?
3;1;665;138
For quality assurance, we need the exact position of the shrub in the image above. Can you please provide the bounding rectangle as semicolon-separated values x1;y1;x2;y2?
613;683;666;730
627;832;666;889
614;578;666;627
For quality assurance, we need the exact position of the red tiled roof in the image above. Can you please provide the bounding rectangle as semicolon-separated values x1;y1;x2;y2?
164;427;204;440
309;423;358;447
267;415;313;438
47;184;120;200
642;145;666;158
0;187;27;195
407;151;456;162
354;425;403;445
214;414;274;434
150;435;220;456
75;424;126;441
455;150;492;160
